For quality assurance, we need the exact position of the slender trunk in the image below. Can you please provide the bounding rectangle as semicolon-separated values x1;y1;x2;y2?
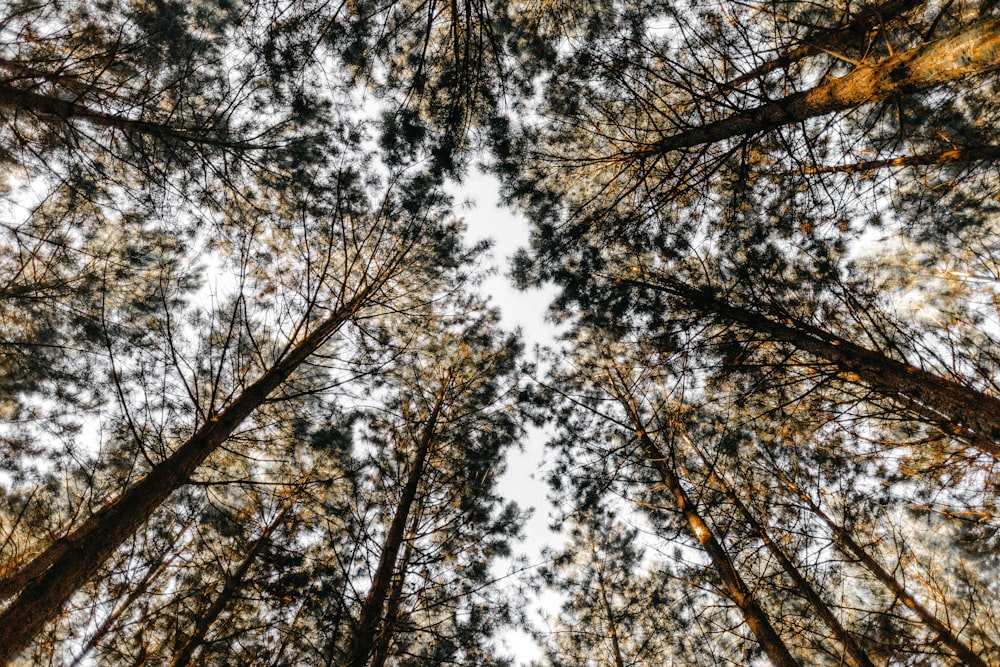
64;544;177;667
341;387;447;667
610;378;801;667
591;541;626;667
685;438;875;667
718;0;923;95
635;16;1000;155
0;82;252;150
803;144;1000;173
780;474;990;667
368;509;422;667
0;289;370;664
625;274;1000;455
169;505;291;667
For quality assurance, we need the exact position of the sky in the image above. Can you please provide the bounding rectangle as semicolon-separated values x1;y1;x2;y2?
450;170;566;663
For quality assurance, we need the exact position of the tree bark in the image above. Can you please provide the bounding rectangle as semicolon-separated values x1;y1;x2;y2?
780;474;991;667
635;15;1000;155
610;377;801;667
0;288;371;664
0;82;254;150
803;144;1000;173
624;273;1000;455
685;437;876;667
340;385;448;667
717;0;923;96
591;541;627;667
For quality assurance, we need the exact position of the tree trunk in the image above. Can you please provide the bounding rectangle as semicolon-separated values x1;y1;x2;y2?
169;505;291;667
684;435;876;667
340;386;448;667
717;0;923;96
64;540;179;667
368;509;422;667
591;541;627;667
803;144;1000;173
0;289;371;664
635;15;1000;155
779;473;991;667
610;376;801;667
624;273;1000;455
0;82;251;149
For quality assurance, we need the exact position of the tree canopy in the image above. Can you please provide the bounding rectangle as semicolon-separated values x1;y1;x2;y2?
2;0;1000;665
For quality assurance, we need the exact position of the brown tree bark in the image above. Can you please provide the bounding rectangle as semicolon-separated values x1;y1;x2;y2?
684;436;876;667
803;144;1000;173
609;375;802;667
778;472;991;667
340;384;448;667
717;0;923;96
622;273;1000;455
634;15;1000;156
0;287;373;664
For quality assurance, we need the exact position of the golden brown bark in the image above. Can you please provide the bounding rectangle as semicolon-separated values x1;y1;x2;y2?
634;16;1000;156
609;375;801;667
803;144;1000;173
684;437;876;667
718;0;923;96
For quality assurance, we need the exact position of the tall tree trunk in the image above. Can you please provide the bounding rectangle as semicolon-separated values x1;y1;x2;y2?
368;508;422;667
609;374;801;667
341;385;448;667
64;538;181;667
777;470;991;667
803;144;1000;173
717;0;924;96
684;435;876;667
623;273;1000;455
169;504;292;667
0;82;253;149
0;288;372;664
634;16;1000;156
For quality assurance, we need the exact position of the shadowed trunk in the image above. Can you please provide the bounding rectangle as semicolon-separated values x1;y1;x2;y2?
610;375;801;667
341;384;448;667
0;82;254;149
623;273;1000;455
0;287;373;664
168;505;292;667
684;435;876;667
803;144;1000;173
779;470;991;667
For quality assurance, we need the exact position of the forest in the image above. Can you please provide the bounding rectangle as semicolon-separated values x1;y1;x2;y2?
1;0;999;664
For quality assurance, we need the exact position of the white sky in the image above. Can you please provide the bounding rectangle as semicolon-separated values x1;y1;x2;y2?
450;170;566;664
